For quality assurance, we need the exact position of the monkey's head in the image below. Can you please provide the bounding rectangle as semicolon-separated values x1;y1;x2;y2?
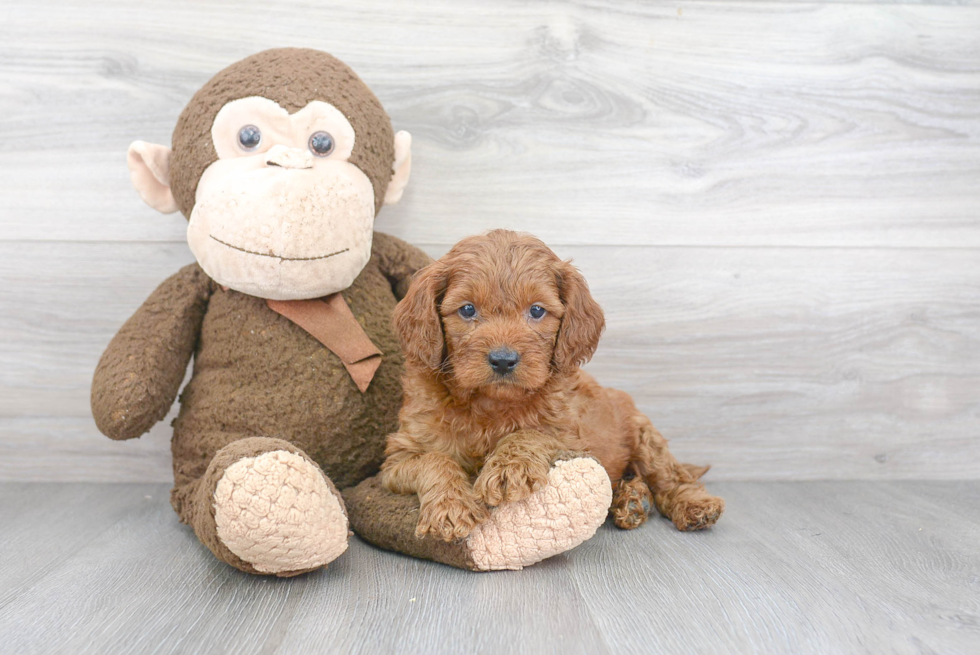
127;48;411;300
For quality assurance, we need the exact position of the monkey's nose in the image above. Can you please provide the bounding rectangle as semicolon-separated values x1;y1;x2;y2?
488;348;520;376
265;145;314;170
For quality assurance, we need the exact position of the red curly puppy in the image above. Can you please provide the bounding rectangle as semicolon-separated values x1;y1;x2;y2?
381;230;724;541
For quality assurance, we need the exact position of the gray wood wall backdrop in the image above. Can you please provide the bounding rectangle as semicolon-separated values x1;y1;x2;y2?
1;0;978;483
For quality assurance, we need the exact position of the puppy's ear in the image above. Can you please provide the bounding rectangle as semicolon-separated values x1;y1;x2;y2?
553;261;605;374
392;262;448;370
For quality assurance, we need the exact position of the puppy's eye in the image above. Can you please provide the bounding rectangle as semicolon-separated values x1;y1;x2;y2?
458;304;477;319
529;305;546;320
237;125;261;151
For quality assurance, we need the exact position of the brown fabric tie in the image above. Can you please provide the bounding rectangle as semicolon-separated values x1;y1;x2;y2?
266;294;383;393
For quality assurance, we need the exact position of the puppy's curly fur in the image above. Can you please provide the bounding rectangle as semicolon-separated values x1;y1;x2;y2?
381;230;724;541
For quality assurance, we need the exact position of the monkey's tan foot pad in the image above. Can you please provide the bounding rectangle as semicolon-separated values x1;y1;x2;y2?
465;457;612;571
213;450;349;575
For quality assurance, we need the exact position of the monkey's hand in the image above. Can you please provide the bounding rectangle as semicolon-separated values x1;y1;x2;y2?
91;263;212;440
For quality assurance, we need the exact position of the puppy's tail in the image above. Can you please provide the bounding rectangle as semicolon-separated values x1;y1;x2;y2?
681;463;711;480
627;415;702;492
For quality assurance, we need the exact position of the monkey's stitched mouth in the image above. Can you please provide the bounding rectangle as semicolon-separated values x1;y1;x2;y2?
209;235;349;262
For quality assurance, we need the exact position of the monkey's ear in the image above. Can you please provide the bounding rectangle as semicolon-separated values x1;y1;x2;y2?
127;141;179;214
383;130;412;206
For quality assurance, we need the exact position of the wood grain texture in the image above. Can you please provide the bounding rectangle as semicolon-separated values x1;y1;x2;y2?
1;241;977;481
0;1;978;247
0;481;977;654
1;0;978;482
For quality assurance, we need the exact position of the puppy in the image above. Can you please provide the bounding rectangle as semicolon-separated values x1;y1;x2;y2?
381;230;724;541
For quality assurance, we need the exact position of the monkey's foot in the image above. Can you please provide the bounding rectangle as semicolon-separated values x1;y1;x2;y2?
465;457;613;571
213;450;349;576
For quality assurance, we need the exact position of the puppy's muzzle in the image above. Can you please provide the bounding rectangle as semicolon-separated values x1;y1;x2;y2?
488;347;520;376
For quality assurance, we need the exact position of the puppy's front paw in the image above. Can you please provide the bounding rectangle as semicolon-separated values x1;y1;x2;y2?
475;451;550;507
416;491;489;542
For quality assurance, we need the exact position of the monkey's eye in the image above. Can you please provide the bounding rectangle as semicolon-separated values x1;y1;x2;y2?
529;305;546;320
237;125;262;151
309;131;335;157
458;304;477;319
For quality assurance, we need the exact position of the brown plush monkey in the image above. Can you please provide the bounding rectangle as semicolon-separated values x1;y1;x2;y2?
92;49;612;576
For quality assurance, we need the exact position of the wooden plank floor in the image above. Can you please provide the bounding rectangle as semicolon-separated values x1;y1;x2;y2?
1;482;977;654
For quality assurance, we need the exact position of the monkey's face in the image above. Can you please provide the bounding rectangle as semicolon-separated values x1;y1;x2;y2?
126;49;413;300
185;97;376;300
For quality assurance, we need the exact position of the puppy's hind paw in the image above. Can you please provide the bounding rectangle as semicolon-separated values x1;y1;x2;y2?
670;494;725;531
611;477;654;530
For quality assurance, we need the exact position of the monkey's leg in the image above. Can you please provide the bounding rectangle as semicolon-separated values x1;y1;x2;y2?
344;452;612;571
171;435;349;576
630;417;725;531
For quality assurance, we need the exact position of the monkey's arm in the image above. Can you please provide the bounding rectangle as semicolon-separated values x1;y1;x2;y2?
372;231;434;301
91;263;213;440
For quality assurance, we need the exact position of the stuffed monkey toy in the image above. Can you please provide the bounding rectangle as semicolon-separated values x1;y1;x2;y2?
92;48;612;576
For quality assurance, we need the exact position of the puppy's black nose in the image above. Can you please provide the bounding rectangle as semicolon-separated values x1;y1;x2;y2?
488;348;520;376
